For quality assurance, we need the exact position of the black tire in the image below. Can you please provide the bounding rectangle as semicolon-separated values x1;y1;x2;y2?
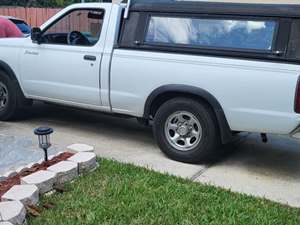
153;97;221;163
0;71;30;121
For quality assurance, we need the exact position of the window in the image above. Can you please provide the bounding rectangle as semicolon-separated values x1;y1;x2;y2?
145;16;277;51
287;20;300;60
42;9;104;46
11;19;31;35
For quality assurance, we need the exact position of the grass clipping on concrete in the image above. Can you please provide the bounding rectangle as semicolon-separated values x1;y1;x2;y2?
29;159;300;225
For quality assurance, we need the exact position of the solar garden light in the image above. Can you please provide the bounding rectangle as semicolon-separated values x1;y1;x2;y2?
34;127;53;162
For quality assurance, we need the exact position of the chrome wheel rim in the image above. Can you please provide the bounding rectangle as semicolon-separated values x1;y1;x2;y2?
0;82;8;111
164;111;202;151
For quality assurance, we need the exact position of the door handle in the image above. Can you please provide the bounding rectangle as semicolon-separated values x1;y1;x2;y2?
84;55;96;61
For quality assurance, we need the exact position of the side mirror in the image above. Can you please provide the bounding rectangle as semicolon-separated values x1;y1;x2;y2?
31;27;42;44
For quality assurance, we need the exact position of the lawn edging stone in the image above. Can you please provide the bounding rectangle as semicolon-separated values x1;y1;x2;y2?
21;170;57;194
0;201;26;225
47;161;78;184
0;144;97;225
68;152;97;174
67;143;94;153
1;185;39;206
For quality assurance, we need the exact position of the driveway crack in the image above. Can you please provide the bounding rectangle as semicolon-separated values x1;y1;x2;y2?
190;165;211;181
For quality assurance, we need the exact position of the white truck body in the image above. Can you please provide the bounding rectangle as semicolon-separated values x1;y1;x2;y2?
0;2;299;162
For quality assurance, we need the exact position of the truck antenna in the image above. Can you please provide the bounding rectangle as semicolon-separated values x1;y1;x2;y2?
124;0;131;19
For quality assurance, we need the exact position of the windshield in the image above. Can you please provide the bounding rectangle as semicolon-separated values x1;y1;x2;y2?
11;19;31;35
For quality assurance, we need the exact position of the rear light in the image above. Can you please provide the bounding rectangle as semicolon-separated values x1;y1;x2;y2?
296;79;300;113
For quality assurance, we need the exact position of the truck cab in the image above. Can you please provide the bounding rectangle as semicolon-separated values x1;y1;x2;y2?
19;3;121;111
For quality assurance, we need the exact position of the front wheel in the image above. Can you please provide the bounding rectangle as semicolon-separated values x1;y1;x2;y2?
0;71;30;121
153;98;221;163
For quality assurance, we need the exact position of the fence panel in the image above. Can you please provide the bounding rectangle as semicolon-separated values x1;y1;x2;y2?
0;7;61;27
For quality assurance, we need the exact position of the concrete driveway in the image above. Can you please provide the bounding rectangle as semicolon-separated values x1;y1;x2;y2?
0;102;299;207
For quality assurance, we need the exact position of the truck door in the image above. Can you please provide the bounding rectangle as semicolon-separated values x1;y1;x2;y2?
20;5;111;107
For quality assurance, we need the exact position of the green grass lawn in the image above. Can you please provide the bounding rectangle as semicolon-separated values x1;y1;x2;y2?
28;159;300;225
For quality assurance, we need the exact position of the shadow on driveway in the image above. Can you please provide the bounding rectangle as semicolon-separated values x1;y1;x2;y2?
1;102;299;206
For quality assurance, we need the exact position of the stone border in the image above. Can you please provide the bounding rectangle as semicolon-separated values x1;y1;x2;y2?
67;143;94;153
0;201;26;225
0;144;97;225
0;151;64;183
21;171;57;195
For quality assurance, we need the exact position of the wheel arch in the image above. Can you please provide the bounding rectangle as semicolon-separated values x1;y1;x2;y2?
0;60;18;81
144;84;233;144
0;60;30;107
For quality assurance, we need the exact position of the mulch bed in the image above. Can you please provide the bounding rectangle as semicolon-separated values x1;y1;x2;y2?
0;152;74;198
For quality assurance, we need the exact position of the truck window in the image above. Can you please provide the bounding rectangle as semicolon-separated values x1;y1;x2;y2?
145;16;277;51
287;20;300;60
42;9;104;47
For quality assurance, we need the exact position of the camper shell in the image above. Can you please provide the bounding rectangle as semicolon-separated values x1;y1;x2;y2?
120;1;300;64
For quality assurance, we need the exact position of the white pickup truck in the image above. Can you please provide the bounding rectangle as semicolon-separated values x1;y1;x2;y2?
0;1;300;163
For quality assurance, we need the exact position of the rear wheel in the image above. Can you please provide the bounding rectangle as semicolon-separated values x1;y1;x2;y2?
153;97;220;163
